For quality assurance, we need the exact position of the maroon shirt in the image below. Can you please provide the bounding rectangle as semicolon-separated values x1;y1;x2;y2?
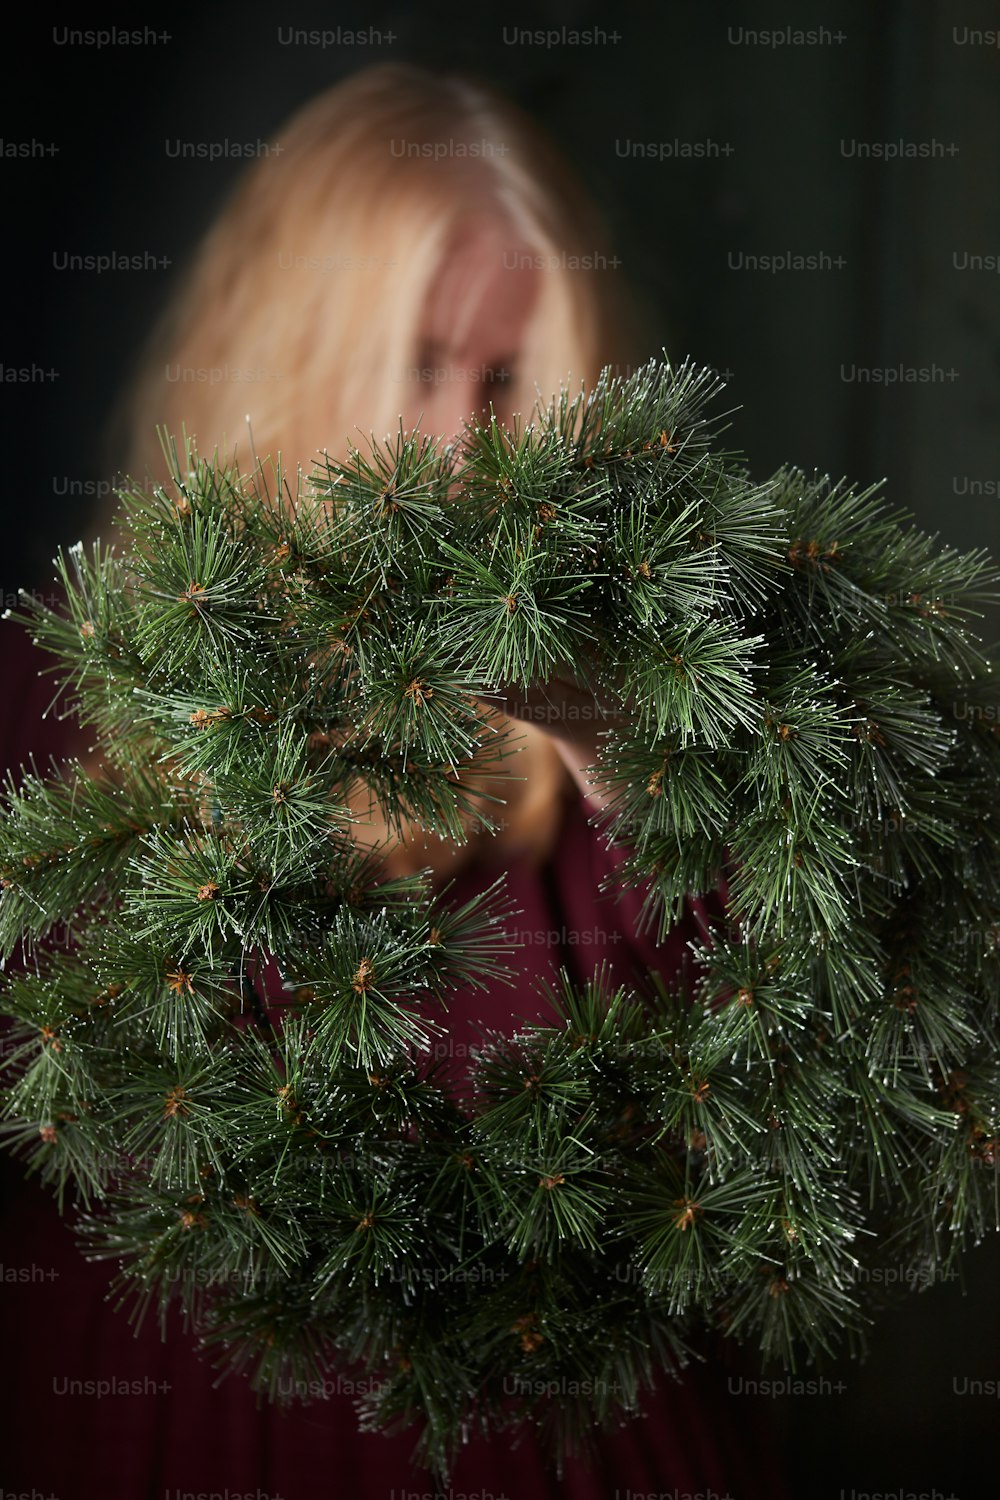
0;615;791;1500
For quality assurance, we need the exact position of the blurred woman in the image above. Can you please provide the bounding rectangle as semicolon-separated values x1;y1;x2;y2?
117;61;644;880
0;63;790;1500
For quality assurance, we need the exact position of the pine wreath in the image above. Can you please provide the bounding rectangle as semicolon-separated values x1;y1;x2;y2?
2;357;998;1476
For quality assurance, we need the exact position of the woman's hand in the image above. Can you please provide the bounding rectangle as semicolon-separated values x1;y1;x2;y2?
484;671;628;811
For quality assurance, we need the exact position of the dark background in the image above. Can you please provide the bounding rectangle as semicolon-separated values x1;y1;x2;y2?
3;2;999;1496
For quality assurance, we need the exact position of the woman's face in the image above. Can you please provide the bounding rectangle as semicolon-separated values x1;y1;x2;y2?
409;219;540;439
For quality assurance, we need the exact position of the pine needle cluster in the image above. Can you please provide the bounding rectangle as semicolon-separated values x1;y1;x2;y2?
2;357;998;1476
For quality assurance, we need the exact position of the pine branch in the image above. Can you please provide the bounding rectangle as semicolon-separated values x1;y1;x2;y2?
1;354;998;1477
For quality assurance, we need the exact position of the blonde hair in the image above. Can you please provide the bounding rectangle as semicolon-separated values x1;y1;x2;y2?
112;62;640;873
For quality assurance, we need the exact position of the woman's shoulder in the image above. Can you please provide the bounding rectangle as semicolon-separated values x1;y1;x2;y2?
0;606;82;776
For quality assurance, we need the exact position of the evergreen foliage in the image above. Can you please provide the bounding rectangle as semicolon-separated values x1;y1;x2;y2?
2;357;999;1477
